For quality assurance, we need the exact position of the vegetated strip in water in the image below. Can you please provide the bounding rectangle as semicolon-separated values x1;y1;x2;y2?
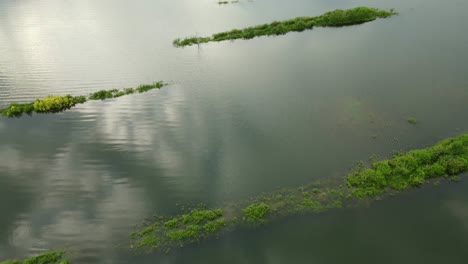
0;81;166;118
131;134;468;254
173;7;397;47
0;251;69;264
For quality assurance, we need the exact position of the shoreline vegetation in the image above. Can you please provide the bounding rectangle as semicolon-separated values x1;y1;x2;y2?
0;251;69;264
173;7;397;47
131;134;467;254
0;81;166;118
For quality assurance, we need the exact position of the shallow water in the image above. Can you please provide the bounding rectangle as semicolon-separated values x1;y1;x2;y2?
0;0;467;263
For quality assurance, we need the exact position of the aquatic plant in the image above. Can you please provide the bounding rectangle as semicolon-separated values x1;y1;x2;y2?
131;207;226;252
407;117;418;124
0;81;166;118
173;7;397;47
347;134;468;197
33;95;77;113
132;134;467;254
242;203;270;223
0;251;69;264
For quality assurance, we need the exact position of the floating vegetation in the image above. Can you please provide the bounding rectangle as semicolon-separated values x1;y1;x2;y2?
0;81;166;118
347;134;468;197
131;207;226;253
0;251;69;264
407;117;418;124
132;134;467;254
173;7;397;47
242;203;271;224
218;0;239;5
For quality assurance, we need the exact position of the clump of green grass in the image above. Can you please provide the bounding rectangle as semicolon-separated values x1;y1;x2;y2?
0;81;167;118
347;134;468;198
173;7;397;47
131;207;226;252
0;251;69;264
407;117;418;124
242;203;270;223
33;95;77;113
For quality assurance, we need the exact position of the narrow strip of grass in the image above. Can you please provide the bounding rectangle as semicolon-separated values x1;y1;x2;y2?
0;251;69;264
131;134;467;254
173;7;397;47
0;81;166;118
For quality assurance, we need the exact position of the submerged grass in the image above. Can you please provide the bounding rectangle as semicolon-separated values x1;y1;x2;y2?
0;251;69;264
0;81;166;118
173;7;397;47
132;134;468;254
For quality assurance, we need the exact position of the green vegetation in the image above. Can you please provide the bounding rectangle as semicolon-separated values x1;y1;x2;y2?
407;117;418;124
131;207;226;252
0;81;166;118
132;134;467;254
173;7;397;47
0;251;69;264
242;203;270;223
347;134;468;198
218;0;239;4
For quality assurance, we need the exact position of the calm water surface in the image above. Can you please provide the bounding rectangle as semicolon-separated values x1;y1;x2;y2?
1;0;467;263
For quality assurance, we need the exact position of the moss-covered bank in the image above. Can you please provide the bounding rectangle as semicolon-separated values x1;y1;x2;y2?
0;251;69;264
173;7;396;47
0;81;166;118
132;134;467;253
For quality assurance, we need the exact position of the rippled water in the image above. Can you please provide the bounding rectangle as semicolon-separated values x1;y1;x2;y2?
1;0;468;263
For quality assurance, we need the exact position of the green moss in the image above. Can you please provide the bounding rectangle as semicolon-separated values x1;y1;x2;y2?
173;7;397;47
0;81;167;118
0;251;69;264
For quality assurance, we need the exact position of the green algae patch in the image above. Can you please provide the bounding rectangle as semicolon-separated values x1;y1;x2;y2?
0;81;166;118
132;134;467;254
173;7;396;47
347;134;468;198
131;207;226;253
0;251;69;264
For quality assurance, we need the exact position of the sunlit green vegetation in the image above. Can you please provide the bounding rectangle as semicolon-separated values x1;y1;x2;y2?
132;134;467;254
0;251;69;264
173;7;397;47
0;81;166;118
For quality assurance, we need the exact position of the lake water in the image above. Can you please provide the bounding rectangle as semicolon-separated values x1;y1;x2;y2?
1;0;467;263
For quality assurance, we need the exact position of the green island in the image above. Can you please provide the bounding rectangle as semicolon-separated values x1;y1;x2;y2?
131;133;468;253
173;7;397;47
0;251;69;264
0;81;166;118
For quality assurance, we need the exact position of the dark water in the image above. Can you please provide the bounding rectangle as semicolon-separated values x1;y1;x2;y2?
1;0;467;263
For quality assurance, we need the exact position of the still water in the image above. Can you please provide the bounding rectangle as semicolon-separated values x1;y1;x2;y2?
1;0;467;263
